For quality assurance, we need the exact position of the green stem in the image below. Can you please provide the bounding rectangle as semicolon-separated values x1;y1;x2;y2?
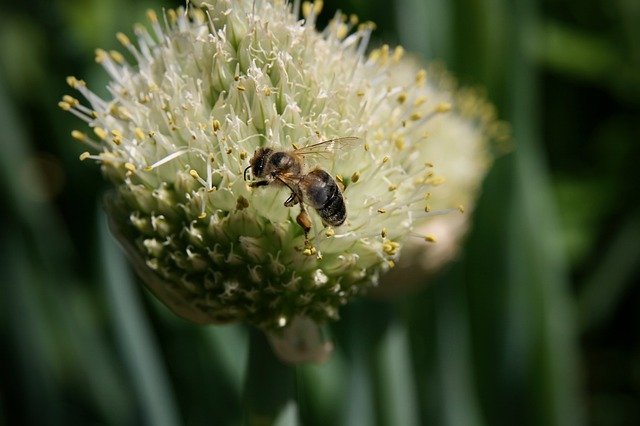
243;327;296;425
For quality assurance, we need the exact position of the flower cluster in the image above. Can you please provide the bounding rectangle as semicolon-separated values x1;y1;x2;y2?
60;0;503;335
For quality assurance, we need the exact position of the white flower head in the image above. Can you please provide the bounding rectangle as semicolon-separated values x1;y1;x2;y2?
61;0;503;336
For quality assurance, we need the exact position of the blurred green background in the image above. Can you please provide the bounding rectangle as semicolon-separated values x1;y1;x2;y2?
1;0;639;424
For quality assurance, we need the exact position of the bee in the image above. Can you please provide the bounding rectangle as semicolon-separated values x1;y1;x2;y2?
244;137;361;245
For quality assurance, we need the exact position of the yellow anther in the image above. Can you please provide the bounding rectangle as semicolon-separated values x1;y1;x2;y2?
382;156;390;163
436;102;452;113
116;32;131;46
394;136;405;150
146;9;158;23
66;76;85;88
381;228;387;238
212;119;221;131
377;208;386;214
382;241;400;255
410;112;422;121
109;50;125;64
424;234;437;243
356;90;365;97
335;174;344;184
349;14;359;25
397;93;407;104
416;69;427;85
458;205;465;213
198;212;207;219
303;246;317;256
62;95;79;106
425;176;446;186
425;162;434;167
387;260;396;268
240;151;248;160
134;128;145;140
388;184;397;191
71;130;86;141
58;101;71;111
325;227;335;237
350;171;360;183
236;85;246;91
392;46;404;61
424;204;431;212
364;143;370;151
93;127;107;140
167;9;178;23
414;96;427;107
336;24;348;39
424;192;431;200
263;87;272;96
94;48;108;63
189;170;201;179
79;152;91;161
124;163;136;172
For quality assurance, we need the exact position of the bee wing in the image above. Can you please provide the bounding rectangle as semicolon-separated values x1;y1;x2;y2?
293;137;362;159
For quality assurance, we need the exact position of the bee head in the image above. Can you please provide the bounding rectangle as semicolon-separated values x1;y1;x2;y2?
245;147;273;180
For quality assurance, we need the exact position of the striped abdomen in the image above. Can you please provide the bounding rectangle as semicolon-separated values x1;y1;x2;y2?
300;169;346;226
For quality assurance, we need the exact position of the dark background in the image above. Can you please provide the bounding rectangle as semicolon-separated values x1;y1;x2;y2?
1;0;638;424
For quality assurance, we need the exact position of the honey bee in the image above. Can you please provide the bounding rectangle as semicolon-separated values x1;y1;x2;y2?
244;137;361;245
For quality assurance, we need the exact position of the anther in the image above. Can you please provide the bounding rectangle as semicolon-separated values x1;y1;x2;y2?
424;234;437;243
116;32;131;46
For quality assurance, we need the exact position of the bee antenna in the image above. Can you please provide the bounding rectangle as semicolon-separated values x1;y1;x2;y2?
243;165;252;181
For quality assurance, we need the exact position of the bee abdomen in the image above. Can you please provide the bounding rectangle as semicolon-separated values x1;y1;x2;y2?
319;195;346;226
303;169;347;227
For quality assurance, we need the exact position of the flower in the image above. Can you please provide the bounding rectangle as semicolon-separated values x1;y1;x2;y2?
373;59;510;297
60;0;503;357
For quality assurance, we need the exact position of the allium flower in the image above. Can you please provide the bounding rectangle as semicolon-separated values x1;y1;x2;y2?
374;59;510;296
60;0;503;361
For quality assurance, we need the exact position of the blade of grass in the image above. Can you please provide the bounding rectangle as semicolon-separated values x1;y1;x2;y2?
578;209;640;332
202;324;248;396
376;320;420;426
98;210;180;426
0;76;133;424
505;0;585;424
243;327;297;425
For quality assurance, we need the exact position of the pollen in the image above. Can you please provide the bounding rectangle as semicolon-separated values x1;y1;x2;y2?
71;130;86;141
382;241;400;256
146;9;158;23
116;32;131;46
436;102;452;113
93;127;108;140
424;234;438;243
109;50;125;64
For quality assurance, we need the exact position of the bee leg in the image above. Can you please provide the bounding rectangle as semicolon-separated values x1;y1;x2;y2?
249;180;269;188
284;192;300;207
296;207;313;247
